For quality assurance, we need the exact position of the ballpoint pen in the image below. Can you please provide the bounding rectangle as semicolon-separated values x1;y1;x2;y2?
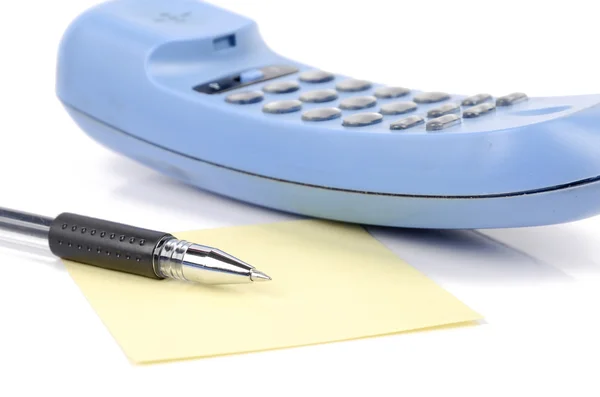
0;207;271;285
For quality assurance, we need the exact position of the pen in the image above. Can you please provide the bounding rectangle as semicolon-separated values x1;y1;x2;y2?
0;207;271;285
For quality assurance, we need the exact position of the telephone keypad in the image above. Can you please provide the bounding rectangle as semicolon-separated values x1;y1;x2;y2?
217;66;529;132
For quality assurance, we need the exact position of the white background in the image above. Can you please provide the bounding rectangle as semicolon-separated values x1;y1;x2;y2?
1;0;600;395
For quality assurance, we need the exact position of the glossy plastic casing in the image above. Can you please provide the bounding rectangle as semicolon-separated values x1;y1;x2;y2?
56;0;600;228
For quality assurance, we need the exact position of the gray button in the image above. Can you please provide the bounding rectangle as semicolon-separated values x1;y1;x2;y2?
342;112;383;127
426;114;462;131
461;93;492;106
262;100;303;114
225;91;264;104
496;92;528;106
373;86;411;99
336;79;372;92
263;81;300;94
299;89;338;103
380;101;418;115
302;107;342;122
463;102;496;118
427;103;460;118
413;91;450;104
299;70;335;83
390;115;424;131
339;96;377;110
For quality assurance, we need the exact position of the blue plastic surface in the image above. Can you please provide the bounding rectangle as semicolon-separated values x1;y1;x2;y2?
56;0;600;228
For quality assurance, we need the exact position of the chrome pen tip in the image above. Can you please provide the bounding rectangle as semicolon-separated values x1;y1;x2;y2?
250;269;272;282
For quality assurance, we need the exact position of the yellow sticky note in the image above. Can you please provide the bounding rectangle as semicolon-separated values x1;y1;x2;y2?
64;220;482;364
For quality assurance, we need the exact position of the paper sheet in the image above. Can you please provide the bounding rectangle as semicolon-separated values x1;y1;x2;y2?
64;219;482;364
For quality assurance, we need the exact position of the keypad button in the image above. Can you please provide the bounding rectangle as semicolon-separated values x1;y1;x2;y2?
336;79;372;92
373;86;411;99
339;96;377;110
299;70;335;83
496;92;528;106
342;112;383;127
262;100;303;114
263;81;300;94
461;93;492;107
463;102;496;118
302;107;342;122
379;101;418;116
413;91;451;104
225;91;264;104
390;115;425;131
427;103;460;118
299;89;338;103
426;114;462;131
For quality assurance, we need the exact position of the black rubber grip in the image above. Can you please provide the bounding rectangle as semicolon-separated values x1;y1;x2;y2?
48;212;173;279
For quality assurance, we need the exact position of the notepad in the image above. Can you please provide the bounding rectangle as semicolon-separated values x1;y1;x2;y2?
64;219;482;364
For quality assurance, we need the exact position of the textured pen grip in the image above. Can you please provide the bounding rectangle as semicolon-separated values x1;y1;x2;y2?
48;213;172;279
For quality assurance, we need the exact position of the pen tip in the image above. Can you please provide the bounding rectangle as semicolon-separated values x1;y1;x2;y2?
250;269;272;282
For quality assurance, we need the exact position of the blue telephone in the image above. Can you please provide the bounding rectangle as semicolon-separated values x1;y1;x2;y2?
56;0;600;229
